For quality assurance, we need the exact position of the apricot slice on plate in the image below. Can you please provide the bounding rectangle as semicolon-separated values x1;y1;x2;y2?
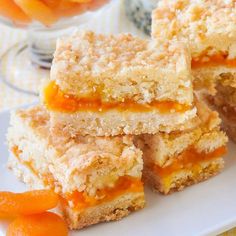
7;212;68;236
0;190;59;217
0;0;31;24
14;0;58;26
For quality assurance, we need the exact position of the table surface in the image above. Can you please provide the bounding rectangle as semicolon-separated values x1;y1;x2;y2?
0;1;235;235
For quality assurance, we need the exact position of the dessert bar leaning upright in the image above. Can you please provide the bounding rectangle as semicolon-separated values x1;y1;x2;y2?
135;99;228;194
152;0;236;142
7;106;145;229
42;31;196;137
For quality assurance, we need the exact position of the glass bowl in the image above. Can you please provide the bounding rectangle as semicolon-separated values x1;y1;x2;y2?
0;0;113;95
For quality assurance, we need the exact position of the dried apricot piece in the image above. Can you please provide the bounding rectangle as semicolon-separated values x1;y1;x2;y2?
0;0;31;24
0;190;59;217
6;212;68;236
14;0;58;25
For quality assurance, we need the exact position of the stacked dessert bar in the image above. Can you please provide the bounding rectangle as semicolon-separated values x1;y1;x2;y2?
135;99;227;194
43;32;196;136
152;0;236;142
7;30;228;230
7;105;144;229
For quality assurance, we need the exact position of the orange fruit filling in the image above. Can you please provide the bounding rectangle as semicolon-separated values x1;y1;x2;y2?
63;176;143;211
11;146;143;211
12;146;22;157
44;81;191;113
0;190;59;217
6;212;68;236
192;53;236;69
11;146;57;189
0;0;108;26
153;146;227;178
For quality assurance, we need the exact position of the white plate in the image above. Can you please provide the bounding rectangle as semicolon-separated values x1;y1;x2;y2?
1;107;236;236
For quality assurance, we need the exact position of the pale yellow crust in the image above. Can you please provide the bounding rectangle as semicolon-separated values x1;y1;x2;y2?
61;192;145;230
212;83;236;108
7;106;143;196
152;0;236;58
50;31;193;105
193;69;236;95
8;156;145;230
49;107;197;137
143;158;224;194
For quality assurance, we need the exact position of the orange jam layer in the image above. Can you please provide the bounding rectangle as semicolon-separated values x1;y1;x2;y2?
11;146;56;188
43;81;190;113
12;146;143;211
12;146;36;176
192;53;236;69
153;146;227;177
12;146;22;157
63;176;143;211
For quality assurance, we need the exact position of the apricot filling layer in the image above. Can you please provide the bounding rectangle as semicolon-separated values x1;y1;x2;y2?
192;53;236;69
12;146;59;188
43;81;191;113
11;146;143;211
153;146;227;177
63;176;143;211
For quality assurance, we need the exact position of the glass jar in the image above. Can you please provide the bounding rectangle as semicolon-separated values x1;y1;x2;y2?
0;0;112;95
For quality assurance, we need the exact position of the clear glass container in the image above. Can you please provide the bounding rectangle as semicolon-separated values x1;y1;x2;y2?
0;0;112;96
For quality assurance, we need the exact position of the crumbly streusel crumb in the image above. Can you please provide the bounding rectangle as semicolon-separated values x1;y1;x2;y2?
152;0;236;57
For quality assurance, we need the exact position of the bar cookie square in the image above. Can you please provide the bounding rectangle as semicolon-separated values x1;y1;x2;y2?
7;106;145;229
41;31;196;136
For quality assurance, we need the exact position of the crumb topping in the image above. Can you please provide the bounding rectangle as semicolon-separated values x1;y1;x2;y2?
53;31;187;75
152;0;236;57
